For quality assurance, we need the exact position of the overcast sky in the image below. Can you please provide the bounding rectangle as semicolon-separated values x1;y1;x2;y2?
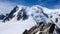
0;0;60;14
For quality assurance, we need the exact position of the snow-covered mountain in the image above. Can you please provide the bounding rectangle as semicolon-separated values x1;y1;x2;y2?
0;5;60;34
2;5;28;22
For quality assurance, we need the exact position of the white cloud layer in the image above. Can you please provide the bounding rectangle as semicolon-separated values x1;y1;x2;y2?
0;1;17;15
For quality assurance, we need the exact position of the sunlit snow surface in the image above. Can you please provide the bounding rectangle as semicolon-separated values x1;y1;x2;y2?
0;16;36;34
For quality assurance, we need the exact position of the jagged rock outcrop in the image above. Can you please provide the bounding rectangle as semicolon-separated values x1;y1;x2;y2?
17;8;28;20
3;6;19;22
3;5;28;22
23;22;55;34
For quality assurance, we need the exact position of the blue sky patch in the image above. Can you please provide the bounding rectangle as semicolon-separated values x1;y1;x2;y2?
0;0;60;8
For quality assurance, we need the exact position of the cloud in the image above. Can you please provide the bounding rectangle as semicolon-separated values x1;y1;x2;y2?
0;1;17;15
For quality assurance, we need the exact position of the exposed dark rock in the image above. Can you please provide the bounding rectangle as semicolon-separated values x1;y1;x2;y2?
49;23;55;33
55;26;60;34
50;16;53;18
37;7;48;18
23;22;55;34
3;6;19;22
22;9;28;20
0;14;5;20
55;18;58;23
23;29;28;34
17;8;28;20
17;10;23;20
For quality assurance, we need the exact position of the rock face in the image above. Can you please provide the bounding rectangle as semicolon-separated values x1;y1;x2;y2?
23;22;55;34
17;8;28;20
3;6;19;22
0;14;5;20
3;6;28;22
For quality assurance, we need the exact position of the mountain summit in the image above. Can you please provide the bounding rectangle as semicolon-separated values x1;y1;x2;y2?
3;5;28;22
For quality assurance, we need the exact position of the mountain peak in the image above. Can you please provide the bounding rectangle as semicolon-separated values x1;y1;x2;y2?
3;5;28;22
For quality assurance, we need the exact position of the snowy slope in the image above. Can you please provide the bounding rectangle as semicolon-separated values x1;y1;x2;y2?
0;16;36;34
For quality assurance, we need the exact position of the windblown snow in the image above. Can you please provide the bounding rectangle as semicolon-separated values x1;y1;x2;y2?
0;5;60;34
